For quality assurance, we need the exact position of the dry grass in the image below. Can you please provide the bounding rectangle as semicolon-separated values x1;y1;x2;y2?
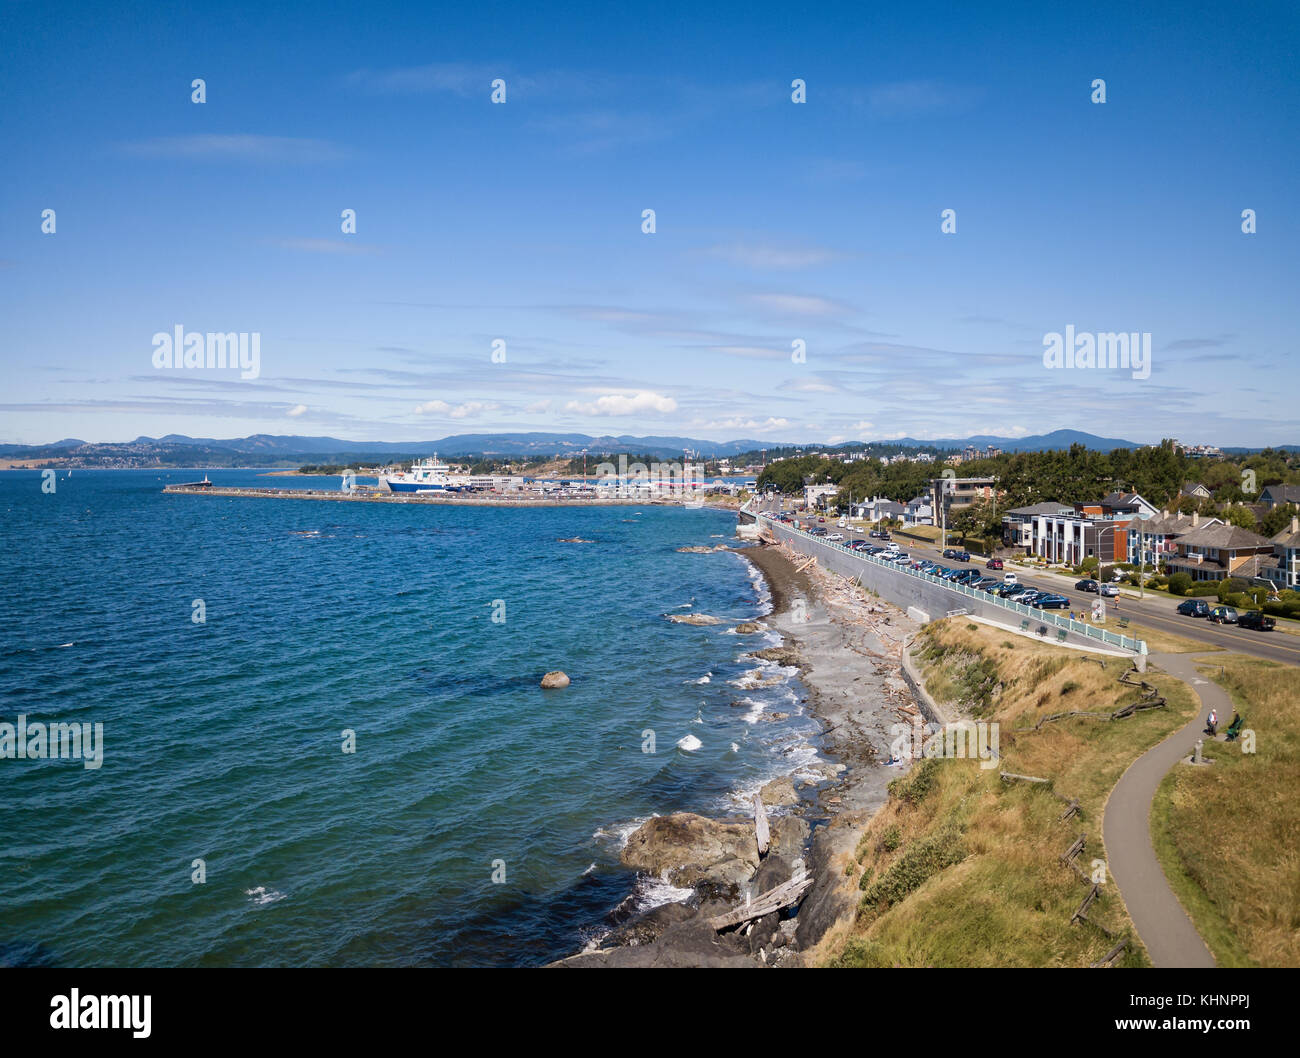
1150;655;1300;966
826;620;1198;968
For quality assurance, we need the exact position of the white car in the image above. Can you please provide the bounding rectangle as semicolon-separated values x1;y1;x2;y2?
1100;583;1119;597
1004;572;1018;584
827;532;845;541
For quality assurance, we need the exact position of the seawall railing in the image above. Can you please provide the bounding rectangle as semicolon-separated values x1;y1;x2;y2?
745;504;1146;655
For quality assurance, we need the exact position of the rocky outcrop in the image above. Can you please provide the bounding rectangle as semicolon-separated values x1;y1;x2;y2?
665;613;722;626
621;813;761;886
540;671;570;689
760;776;800;807
732;621;765;634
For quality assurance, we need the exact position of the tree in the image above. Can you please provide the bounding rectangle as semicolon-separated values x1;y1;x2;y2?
1167;571;1192;596
1261;503;1300;538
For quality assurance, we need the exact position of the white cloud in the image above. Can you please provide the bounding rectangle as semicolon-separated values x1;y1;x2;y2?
564;391;677;416
286;404;308;417
704;243;840;270
698;416;791;433
414;400;497;419
750;293;852;317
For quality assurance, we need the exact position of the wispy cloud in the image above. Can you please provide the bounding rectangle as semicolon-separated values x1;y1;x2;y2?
703;243;842;270
565;391;677;416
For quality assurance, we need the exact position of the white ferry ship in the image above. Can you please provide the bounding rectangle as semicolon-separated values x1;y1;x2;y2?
383;456;466;493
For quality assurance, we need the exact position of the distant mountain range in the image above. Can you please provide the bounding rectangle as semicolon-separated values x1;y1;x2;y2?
1;430;1293;467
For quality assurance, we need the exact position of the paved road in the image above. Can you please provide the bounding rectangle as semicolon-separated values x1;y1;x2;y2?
1101;653;1221;968
750;500;1299;666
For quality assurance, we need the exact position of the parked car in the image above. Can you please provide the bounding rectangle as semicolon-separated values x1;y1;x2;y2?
986;558;1004;570
942;548;959;558
1238;610;1276;631
972;578;999;590
1034;594;1070;610
817;517;826;523
827;532;845;541
953;550;971;562
878;532;891;541
1208;606;1239;624
1176;599;1211;617
1002;583;1031;598
1099;584;1119;597
1075;579;1099;593
870;530;885;539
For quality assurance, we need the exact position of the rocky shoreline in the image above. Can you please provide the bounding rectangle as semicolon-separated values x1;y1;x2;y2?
554;538;922;967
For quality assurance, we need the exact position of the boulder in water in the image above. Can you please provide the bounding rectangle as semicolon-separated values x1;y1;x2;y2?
540;671;571;689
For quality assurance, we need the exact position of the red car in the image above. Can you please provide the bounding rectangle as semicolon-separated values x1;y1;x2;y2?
986;558;1004;569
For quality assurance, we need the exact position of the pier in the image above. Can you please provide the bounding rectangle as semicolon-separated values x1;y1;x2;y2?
161;483;651;506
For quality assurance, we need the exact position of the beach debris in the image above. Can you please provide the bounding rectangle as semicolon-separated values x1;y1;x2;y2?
753;794;770;856
540;671;571;689
709;874;813;932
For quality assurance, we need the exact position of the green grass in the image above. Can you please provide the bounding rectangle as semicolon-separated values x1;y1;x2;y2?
1148;655;1300;966
822;621;1200;968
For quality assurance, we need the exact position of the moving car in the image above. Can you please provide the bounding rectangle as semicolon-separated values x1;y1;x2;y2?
1075;579;1099;593
1176;599;1211;617
1238;610;1276;631
986;558;1004;570
1099;584;1119;597
953;550;971;562
1208;606;1239;624
942;548;959;558
1003;572;1018;585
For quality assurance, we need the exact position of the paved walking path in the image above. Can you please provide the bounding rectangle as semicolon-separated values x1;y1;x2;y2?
1102;653;1222;967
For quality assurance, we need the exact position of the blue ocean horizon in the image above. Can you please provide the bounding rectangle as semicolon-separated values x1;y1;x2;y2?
0;469;819;966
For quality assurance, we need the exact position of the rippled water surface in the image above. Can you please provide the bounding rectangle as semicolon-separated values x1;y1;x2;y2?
0;470;818;966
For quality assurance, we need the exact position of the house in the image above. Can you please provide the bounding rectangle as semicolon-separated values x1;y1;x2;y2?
1180;482;1212;501
1164;523;1275;582
1261;517;1300;591
803;484;840;509
1001;501;1075;549
1128;510;1222;568
852;496;906;522
903;494;933;526
1260;484;1300;510
1098;491;1158;518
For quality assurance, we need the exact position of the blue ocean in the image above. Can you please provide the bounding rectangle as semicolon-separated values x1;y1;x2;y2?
0;469;820;967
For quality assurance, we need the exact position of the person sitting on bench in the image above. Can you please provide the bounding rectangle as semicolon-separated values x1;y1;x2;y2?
1225;713;1244;741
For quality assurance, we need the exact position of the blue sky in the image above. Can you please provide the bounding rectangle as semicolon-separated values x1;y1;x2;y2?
2;0;1297;447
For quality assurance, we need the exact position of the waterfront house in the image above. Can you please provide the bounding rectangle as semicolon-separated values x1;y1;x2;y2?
1163;523;1275;582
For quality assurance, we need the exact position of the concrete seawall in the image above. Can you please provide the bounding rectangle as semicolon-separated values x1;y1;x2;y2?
761;518;1145;663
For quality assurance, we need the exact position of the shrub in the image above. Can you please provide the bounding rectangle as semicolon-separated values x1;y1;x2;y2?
879;825;902;853
860;825;967;912
1167;572;1192;596
888;758;940;804
1218;577;1250;602
1061;680;1080;695
1189;581;1222;597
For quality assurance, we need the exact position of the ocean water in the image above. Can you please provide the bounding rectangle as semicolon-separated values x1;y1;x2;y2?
0;469;820;967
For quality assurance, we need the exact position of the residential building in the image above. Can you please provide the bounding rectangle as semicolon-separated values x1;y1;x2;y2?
903;494;934;526
1261;517;1300;590
1129;510;1222;568
1164;523;1275;582
1180;482;1212;501
1260;484;1300;510
1098;491;1158;519
852;496;906;522
803;484;840;509
1001;501;1075;549
929;476;999;524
